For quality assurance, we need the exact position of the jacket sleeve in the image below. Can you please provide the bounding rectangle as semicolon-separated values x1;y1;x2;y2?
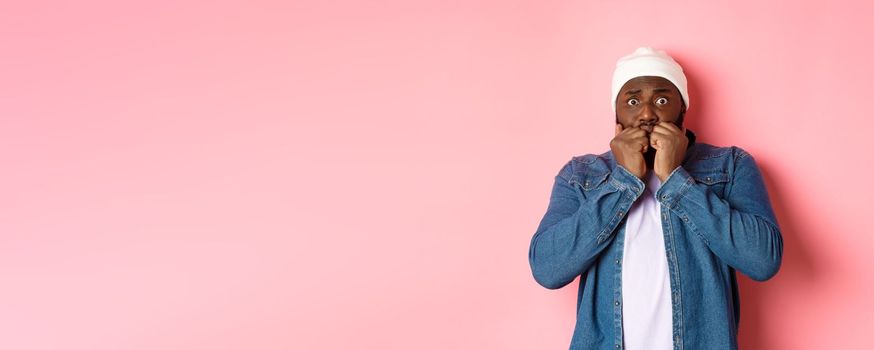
655;147;783;281
528;159;644;290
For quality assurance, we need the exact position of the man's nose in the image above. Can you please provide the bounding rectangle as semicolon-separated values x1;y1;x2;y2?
639;104;657;123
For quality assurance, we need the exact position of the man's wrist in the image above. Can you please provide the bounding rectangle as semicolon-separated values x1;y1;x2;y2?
657;165;681;182
612;164;646;197
655;166;693;208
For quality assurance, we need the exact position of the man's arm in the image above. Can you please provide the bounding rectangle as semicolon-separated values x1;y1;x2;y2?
528;160;643;289
655;147;783;281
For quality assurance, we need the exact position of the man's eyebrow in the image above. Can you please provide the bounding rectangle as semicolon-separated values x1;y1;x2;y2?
623;87;674;95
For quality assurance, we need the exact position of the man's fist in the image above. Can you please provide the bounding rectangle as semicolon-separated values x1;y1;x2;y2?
610;123;648;179
649;121;688;182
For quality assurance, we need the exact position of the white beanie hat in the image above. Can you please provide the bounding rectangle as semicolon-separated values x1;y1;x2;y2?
611;47;689;113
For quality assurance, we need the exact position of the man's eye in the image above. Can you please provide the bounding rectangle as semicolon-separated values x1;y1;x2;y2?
627;98;639;106
655;97;668;105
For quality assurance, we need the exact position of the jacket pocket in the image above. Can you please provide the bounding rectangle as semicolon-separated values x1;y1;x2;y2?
690;171;729;198
570;171;610;192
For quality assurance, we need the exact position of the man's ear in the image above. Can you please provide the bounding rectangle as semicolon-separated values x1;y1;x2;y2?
675;102;687;128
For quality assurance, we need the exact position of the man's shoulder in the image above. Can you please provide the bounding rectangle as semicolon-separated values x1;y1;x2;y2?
684;142;761;183
569;149;615;166
554;150;615;181
688;142;753;162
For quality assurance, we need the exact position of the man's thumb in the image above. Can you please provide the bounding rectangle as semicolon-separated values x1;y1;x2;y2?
615;123;623;136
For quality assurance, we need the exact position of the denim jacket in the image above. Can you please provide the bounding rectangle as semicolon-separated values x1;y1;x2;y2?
528;129;782;350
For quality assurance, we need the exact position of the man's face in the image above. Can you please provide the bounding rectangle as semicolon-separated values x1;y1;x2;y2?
615;76;686;133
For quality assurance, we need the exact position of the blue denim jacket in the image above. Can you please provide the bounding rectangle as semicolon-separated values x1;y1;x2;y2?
528;129;782;350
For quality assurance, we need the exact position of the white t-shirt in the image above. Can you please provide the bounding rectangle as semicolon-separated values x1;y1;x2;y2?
621;171;673;350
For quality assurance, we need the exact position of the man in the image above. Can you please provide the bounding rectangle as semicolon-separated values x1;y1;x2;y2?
527;47;783;350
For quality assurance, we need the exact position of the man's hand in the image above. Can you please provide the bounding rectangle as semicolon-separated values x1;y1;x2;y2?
610;124;648;179
650;122;688;182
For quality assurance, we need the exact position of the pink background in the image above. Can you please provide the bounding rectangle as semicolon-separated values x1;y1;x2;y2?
1;1;871;349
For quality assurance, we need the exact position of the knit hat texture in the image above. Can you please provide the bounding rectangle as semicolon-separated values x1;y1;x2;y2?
611;47;689;113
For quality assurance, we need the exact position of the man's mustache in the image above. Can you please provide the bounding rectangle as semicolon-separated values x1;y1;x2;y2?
637;121;681;132
638;123;656;133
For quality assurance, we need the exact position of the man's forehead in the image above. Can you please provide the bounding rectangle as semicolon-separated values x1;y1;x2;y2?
620;76;679;93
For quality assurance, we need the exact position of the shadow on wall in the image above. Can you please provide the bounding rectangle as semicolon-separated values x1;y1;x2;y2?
678;52;819;349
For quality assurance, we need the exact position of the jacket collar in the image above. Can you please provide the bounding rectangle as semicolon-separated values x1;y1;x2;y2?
685;127;697;148
682;128;698;164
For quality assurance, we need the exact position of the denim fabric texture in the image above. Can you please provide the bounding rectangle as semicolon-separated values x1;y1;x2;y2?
528;129;783;350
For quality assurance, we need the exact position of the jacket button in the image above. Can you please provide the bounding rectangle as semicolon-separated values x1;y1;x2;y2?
616;345;621;349
615;259;620;265
618;211;624;216
615;301;620;306
682;216;689;222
